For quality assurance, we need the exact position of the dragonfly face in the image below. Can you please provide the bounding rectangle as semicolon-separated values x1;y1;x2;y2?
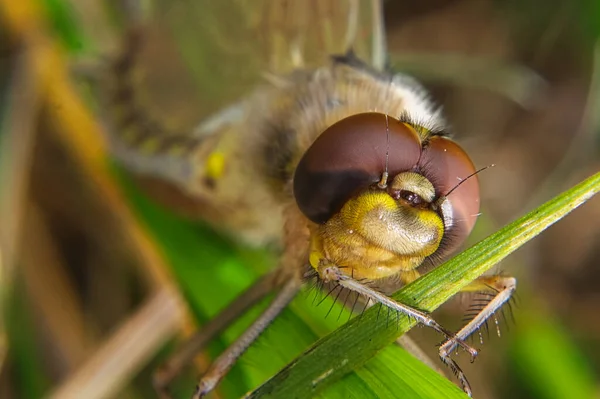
294;111;479;282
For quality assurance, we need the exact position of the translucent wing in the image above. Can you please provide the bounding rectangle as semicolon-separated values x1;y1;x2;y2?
132;0;384;129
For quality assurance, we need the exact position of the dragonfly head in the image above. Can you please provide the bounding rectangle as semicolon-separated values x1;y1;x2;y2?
293;112;480;280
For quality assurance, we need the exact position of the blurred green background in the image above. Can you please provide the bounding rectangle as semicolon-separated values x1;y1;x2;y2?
1;1;599;398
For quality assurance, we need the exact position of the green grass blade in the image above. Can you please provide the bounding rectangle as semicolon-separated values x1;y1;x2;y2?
332;345;467;399
250;171;600;398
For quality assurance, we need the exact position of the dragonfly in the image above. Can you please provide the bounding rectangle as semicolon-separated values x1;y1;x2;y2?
100;0;517;397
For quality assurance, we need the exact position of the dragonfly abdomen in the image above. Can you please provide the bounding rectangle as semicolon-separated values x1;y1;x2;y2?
103;27;209;190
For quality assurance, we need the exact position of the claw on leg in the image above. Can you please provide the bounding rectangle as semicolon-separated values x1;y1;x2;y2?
438;275;517;396
439;354;473;397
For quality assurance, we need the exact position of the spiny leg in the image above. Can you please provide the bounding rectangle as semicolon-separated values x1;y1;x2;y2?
193;277;302;399
438;275;517;397
322;266;479;359
152;271;282;398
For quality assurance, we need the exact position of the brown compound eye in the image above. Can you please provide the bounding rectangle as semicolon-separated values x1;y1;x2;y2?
293;112;421;223
418;136;480;254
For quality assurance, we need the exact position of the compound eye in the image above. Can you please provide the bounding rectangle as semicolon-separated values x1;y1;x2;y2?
293;112;421;223
418;136;480;253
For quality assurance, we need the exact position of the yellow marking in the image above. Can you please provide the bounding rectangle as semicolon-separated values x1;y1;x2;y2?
344;191;443;257
205;151;225;180
340;191;396;225
403;122;430;138
311;189;445;281
309;233;325;270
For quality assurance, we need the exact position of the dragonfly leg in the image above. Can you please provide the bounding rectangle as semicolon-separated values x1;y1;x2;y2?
438;275;517;397
322;266;479;358
152;270;283;399
193;276;302;398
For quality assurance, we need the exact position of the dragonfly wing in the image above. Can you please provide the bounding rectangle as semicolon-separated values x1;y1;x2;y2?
144;0;385;121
